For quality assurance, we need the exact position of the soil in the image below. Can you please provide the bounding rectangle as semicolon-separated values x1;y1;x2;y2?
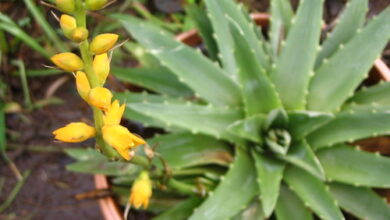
0;0;389;220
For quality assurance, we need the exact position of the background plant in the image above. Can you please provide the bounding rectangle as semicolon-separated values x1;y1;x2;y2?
82;0;390;219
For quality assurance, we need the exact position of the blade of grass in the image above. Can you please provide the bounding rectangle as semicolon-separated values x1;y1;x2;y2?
0;13;50;58
0;30;9;53
12;60;32;109
23;0;68;52
0;170;31;213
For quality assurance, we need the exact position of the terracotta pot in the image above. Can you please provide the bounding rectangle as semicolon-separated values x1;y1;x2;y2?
95;13;390;220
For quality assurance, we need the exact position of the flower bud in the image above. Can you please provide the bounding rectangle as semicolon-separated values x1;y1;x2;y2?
102;124;145;160
75;71;91;101
86;0;108;11
71;27;89;43
88;87;112;110
129;171;152;209
93;53;110;84
90;33;119;55
51;52;84;72
55;0;75;13
103;100;125;125
60;14;76;39
53;122;96;143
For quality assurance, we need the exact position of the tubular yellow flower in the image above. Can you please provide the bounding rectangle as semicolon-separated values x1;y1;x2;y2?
102;125;145;160
53;122;95;143
88;87;112;110
60;14;76;39
55;0;75;13
90;33;119;55
86;0;108;11
129;171;152;209
103;100;125;125
51;52;84;72
71;27;89;43
75;71;91;101
93;53;110;85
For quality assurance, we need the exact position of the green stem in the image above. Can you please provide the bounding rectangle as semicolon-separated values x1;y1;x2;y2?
167;178;199;195
0;170;31;213
74;0;117;159
12;60;32;109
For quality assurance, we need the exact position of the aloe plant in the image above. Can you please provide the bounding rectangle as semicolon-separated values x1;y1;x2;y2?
107;0;390;219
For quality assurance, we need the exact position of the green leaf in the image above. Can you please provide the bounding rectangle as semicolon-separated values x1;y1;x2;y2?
216;0;270;70
229;18;281;115
148;132;233;169
112;67;193;97
185;5;218;61
227;114;266;143
189;149;257;220
288;111;334;140
318;145;390;188
115;14;242;107
307;111;390;150
329;183;390;220
129;102;243;140
347;81;390;106
65;148;140;176
307;7;390;112
252;150;285;217
282;139;325;180
0;13;50;58
275;185;313;220
203;0;237;76
284;166;344;220
123;42;161;68
153;196;203;220
232;199;265;220
23;0;67;52
315;0;368;67
270;0;323;110
269;0;294;58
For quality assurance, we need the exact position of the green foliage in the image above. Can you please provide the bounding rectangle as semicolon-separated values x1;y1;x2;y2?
112;0;390;218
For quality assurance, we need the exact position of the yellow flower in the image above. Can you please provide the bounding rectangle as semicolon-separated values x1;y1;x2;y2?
88;87;112;110
90;33;119;55
129;171;152;209
86;0;108;11
55;0;75;13
75;71;91;101
103;100;125;125
93;53;110;85
53;122;95;143
71;27;89;42
51;52;84;72
60;14;76;38
102;125;145;160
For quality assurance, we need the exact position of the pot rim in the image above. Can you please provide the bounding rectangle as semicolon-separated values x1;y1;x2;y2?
95;12;390;220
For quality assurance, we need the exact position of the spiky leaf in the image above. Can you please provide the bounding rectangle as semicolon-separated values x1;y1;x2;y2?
271;0;323;110
288;111;333;140
252;150;285;217
114;14;242;107
232;199;265;220
189;149;257;220
284;166;344;220
318;145;390;188
329;183;390;220
282;139;325;180
227;114;266;143
307;7;390;111
153;197;203;220
347;81;390;106
229;18;281;115
307;111;390;150
275;185;313;220
129;102;243;140
148;132;233;169
315;0;368;67
112;67;192;97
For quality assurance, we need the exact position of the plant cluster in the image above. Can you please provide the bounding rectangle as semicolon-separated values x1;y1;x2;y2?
98;0;390;219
